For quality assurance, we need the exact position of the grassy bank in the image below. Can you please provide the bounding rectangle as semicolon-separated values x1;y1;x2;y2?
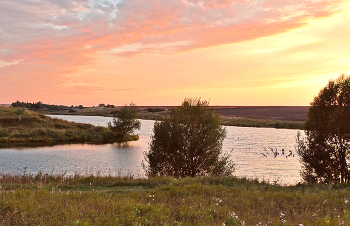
0;174;349;225
0;107;138;146
42;106;305;130
221;116;305;130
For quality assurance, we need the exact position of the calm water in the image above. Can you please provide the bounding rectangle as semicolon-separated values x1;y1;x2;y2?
0;115;303;185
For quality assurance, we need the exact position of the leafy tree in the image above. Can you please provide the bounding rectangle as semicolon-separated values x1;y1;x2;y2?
107;103;141;139
143;98;234;178
297;74;350;183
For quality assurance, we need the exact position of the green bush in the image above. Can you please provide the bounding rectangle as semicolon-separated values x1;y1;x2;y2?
144;98;234;178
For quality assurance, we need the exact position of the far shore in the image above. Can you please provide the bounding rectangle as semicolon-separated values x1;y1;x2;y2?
1;104;308;129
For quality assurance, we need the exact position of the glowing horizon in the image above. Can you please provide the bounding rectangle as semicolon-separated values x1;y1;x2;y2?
1;0;350;106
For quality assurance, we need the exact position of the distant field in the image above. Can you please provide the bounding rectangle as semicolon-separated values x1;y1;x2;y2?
135;106;309;122
215;106;309;122
2;104;309;121
2;104;309;129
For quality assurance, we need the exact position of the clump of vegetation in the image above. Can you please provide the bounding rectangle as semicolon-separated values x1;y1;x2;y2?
144;98;233;178
146;107;166;112
107;103;141;139
11;101;71;112
0;107;138;146
297;74;350;184
1;173;350;225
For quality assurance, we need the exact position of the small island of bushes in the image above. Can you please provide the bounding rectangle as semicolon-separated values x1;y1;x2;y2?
0;107;138;146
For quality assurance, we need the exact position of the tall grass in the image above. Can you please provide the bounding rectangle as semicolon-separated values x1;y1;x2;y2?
1;173;350;225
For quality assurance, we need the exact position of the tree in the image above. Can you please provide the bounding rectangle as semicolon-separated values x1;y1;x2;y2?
107;103;141;139
297;74;350;183
143;98;234;178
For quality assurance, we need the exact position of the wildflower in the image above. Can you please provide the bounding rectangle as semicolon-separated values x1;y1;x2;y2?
345;199;349;204
212;197;223;205
229;212;236;218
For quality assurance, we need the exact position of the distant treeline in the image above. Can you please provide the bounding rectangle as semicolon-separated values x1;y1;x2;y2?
11;101;72;112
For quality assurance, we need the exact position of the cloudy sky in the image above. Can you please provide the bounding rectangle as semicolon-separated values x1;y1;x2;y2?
1;0;349;106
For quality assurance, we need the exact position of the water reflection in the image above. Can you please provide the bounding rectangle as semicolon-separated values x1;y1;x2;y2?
0;115;303;185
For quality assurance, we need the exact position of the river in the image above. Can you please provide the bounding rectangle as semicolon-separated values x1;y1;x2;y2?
0;115;303;185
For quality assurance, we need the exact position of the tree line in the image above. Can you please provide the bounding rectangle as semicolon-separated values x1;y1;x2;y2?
11;101;71;111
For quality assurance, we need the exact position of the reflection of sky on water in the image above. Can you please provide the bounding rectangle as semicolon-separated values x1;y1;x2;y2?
0;115;303;185
224;126;303;185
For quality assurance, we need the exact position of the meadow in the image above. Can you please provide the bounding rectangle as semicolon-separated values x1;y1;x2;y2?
1;174;350;225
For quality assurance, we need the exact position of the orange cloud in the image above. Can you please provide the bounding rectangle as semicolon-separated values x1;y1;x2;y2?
0;0;348;105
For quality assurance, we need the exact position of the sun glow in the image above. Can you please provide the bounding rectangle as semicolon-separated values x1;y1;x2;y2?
1;0;349;106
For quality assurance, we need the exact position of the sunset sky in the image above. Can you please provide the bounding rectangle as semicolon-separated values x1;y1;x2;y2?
1;0;350;106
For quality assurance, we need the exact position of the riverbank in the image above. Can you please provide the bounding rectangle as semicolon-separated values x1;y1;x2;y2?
0;174;349;225
42;106;307;130
0;107;138;146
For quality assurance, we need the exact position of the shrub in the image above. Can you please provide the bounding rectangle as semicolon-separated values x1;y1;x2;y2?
144;98;234;178
107;103;141;139
146;107;166;112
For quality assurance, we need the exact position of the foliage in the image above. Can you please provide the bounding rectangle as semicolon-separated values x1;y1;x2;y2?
144;98;233;178
146;107;166;112
11;101;71;112
297;74;350;183
107;103;141;139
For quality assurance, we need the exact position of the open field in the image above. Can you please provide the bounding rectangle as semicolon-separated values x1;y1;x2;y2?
1;174;350;225
43;106;309;129
215;106;309;122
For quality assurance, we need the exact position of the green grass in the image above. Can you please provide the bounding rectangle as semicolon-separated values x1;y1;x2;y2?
0;107;138;146
1;174;350;225
222;116;305;130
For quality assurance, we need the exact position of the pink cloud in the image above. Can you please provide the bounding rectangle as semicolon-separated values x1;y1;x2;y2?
2;0;345;62
0;0;347;104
